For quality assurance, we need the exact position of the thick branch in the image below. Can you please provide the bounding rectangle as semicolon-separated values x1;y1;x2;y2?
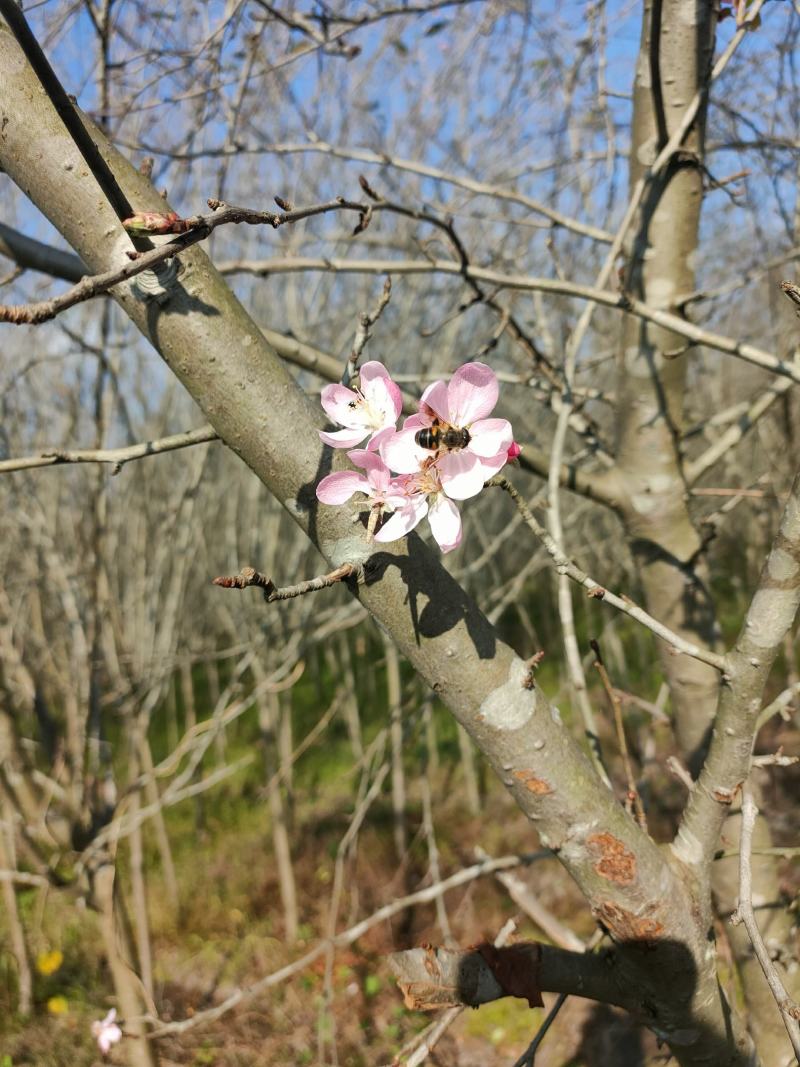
675;469;800;871
0;222;85;282
389;943;628;1012
216;255;799;386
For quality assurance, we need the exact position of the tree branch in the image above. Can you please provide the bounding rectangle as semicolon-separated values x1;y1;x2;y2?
488;476;728;672
388;943;628;1012
212;563;360;602
675;469;800;872
0;427;218;475
730;786;800;1058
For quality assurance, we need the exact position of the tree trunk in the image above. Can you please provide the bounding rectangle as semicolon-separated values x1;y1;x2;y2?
616;3;800;1061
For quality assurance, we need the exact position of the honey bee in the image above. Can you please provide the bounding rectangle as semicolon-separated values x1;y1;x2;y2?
415;417;471;452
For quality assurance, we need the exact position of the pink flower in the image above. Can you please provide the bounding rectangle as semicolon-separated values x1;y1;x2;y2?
91;1008;122;1055
380;362;512;499
374;463;463;554
316;449;400;506
318;361;402;450
507;441;521;461
316;450;407;537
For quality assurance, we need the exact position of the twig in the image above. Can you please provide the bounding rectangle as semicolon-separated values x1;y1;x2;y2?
0;868;50;887
341;275;392;387
0;197;373;325
511;994;568;1067
750;752;799;768
488;476;728;672
474;846;586;954
590;641;647;831
755;681;800;732
0;0;139;232
730;787;800;1058
0;427;219;475
212;563;359;602
666;756;695;793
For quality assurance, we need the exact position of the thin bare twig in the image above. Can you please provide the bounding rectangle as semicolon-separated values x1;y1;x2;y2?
730;787;800;1057
213;563;359;602
590;641;647;831
0;427;218;475
488;476;728;672
0;197;373;325
512;994;568;1067
341;275;392;387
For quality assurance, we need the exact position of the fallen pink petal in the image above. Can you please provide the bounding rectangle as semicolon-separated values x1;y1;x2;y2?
91;1008;122;1055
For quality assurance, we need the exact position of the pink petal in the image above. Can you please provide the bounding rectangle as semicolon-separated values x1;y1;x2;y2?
347;449;392;490
366;426;396;451
374;496;428;542
319;427;367;449
361;361;403;422
437;451;487;500
473;450;510;480
401;412;429;430
468;418;513;458
507;441;521;460
427;494;462;553
380;425;430;474
419;380;449;422
320;383;364;427
316;470;370;504
446;362;498;425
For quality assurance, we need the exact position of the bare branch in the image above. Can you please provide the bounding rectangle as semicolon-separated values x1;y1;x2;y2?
730;787;800;1058
676;469;800;870
488;476;728;672
213;563;360;602
341;275;392;387
0;427;218;475
388;941;627;1013
215;255;800;387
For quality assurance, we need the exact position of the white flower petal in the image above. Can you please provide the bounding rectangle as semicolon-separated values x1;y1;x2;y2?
446;362;498;425
469;418;513;457
361;361;403;423
473;450;509;480
319;427;368;449
419;380;450;422
438;451;487;500
380;426;430;474
427;494;462;553
320;383;366;428
374;496;428;542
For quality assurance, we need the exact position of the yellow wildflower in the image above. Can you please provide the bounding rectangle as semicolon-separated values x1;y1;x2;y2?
36;950;63;976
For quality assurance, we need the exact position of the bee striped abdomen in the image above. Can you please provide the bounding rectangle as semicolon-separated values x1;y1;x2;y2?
415;419;471;452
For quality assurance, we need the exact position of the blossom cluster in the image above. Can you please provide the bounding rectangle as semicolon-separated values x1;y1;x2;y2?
316;361;517;553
